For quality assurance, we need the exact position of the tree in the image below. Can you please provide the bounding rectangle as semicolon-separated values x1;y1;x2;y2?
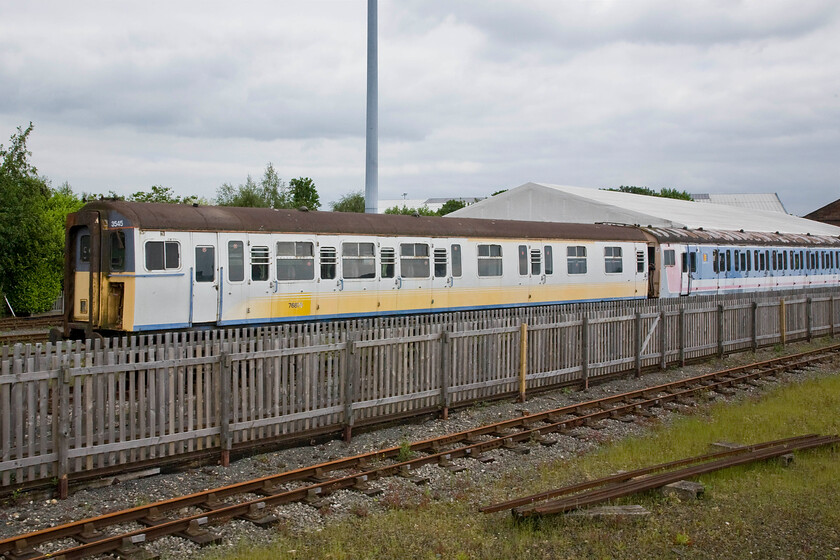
0;124;83;314
288;177;320;209
330;191;365;213
216;163;287;208
436;199;466;216
605;185;693;201
384;204;436;216
491;189;508;196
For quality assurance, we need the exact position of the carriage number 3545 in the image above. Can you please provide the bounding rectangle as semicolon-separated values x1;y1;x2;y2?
110;220;124;228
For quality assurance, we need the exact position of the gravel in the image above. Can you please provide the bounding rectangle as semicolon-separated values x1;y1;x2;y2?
1;339;838;560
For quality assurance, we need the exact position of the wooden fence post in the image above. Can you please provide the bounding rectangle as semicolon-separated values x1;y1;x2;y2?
343;333;358;442
440;331;450;419
219;351;232;467
779;298;786;346
518;323;528;403
581;316;589;390
679;307;686;367
634;312;642;377
751;301;758;352
806;297;812;342
831;296;836;338
717;304;725;358
659;309;667;370
55;362;70;499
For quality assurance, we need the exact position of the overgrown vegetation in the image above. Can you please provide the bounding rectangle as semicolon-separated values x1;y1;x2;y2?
204;368;840;560
604;185;693;200
330;191;366;213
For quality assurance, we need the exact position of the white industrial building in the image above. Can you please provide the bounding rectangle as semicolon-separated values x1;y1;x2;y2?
448;183;840;236
691;192;788;214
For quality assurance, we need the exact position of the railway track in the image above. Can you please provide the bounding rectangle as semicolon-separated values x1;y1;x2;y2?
0;314;60;346
2;343;839;560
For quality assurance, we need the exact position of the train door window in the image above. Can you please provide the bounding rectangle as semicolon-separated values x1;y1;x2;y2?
320;247;337;279
745;251;751;271
765;250;770;270
800;251;805;270
759;252;766;271
681;252;687;272
530;249;541;276
772;252;777;271
663;250;676;267
754;251;759;271
380;248;395;278
544;246;553;275
451;244;462;277
567;246;587;275
79;235;91;264
145;240;180;271
251;246;270;281
195;246;215;283
783;251;788;270
518;245;528;276
434;248;448;278
734;251;739;271
636;251;645;273
726;250;732;272
342;242;375;279
689;252;697;273
228;241;244;282
478;244;503;277
400;243;430;278
604;247;623;274
276;242;314;281
713;250;719;273
110;231;126;272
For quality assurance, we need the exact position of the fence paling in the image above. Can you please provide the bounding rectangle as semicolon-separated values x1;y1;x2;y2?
0;288;838;488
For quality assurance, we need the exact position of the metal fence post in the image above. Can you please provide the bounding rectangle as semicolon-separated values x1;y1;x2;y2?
519;323;528;403
343;333;358;442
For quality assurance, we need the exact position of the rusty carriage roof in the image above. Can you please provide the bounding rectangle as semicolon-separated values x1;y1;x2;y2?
643;226;840;247
75;200;650;242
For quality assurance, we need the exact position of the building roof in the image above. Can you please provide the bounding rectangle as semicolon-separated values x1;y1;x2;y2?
691;193;788;213
74;200;648;242
449;183;840;237
377;197;484;214
804;198;840;227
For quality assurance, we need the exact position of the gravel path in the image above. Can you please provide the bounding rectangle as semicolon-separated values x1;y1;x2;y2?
2;339;838;559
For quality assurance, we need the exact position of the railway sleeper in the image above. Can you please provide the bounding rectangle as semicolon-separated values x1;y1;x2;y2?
353;475;384;496
438;454;468;473
174;518;222;547
502;438;530;455
75;521;106;543
237;502;277;526
115;535;159;560
2;538;41;560
398;464;430;485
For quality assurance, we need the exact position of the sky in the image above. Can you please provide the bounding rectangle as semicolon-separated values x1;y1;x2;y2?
1;1;838;216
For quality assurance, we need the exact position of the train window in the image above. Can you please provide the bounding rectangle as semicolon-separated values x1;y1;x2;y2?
145;240;180;271
681;253;687;272
478;244;503;277
759;252;766;271
434;248;448;278
110;231;126;272
79;235;91;263
544;246;553;275
663;250;675;267
518;245;528;276
712;250;719;273
195;246;215;283
451;244;462;277
251;246;270;281
519;245;528;276
400;243;430;278
783;251;788;270
689;252;697;273
380;248;395;278
228;241;244;282
746;251;751;271
726;250;731;272
321;247;337;279
754;251;759;271
342;242;375;279
636;251;644;273
567;246;587;275
734;250;740;271
531;249;541;276
604;247;624;274
276;242;314;281
740;252;747;272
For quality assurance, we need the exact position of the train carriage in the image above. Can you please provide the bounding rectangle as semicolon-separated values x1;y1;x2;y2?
64;201;651;336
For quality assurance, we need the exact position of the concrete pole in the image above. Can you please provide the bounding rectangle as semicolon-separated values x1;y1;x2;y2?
364;0;378;214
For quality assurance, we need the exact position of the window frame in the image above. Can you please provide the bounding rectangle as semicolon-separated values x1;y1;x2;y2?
144;239;181;272
477;244;503;277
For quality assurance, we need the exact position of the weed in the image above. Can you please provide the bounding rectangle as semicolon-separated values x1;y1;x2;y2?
674;532;692;546
397;439;414;463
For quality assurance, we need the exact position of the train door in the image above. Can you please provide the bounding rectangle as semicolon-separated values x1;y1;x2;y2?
680;246;697;295
218;233;248;324
191;233;219;324
247;234;274;321
270;238;318;320
397;239;433;313
430;242;454;310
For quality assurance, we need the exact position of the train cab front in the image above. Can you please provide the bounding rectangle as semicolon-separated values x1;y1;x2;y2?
64;203;135;338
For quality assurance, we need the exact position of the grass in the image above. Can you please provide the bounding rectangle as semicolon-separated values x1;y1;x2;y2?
202;372;840;560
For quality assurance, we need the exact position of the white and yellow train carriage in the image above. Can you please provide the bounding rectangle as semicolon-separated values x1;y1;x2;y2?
64;201;651;335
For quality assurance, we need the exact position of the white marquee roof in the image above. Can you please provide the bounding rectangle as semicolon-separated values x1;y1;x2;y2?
449;183;840;236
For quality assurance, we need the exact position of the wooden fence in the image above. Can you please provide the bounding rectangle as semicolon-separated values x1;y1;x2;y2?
1;289;838;491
